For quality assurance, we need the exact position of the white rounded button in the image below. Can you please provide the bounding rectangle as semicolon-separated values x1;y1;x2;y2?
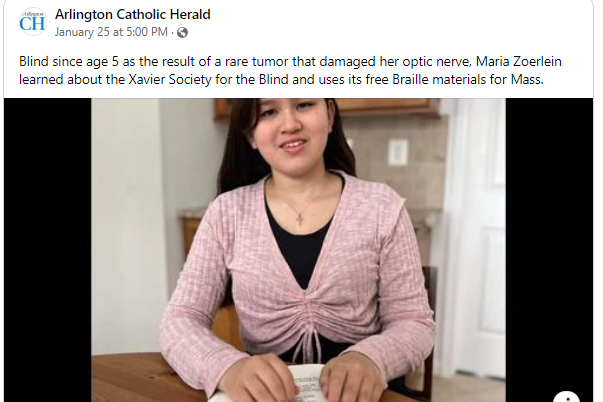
553;391;580;402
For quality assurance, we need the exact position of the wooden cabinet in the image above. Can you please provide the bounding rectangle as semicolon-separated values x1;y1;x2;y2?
336;98;439;116
182;215;202;256
181;215;202;256
211;305;245;352
214;98;439;120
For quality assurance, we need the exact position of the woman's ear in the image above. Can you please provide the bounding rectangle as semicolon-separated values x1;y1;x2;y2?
247;134;257;149
326;99;335;134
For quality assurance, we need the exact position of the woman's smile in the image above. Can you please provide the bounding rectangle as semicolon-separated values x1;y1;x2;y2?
281;139;307;155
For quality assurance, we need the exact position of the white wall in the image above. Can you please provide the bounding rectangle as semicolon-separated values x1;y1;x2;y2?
92;99;224;355
159;99;227;294
93;99;168;354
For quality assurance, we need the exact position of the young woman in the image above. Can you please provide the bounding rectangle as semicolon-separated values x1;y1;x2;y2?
160;99;435;402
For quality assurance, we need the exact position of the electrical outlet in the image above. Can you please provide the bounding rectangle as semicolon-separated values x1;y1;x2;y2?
388;139;409;166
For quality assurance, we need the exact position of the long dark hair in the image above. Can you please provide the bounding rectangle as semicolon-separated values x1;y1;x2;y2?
217;98;356;196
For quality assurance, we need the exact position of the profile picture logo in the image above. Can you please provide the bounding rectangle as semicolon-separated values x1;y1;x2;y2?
20;8;47;35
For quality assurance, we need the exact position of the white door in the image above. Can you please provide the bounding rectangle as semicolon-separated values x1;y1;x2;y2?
452;99;506;378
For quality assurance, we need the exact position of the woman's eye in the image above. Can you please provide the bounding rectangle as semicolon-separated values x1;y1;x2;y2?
298;102;314;109
260;109;275;118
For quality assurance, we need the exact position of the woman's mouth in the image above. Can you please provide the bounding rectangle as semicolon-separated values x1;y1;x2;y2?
280;139;307;154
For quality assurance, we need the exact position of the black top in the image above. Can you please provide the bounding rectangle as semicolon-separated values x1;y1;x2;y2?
264;173;354;364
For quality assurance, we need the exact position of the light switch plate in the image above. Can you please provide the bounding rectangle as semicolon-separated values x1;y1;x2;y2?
346;138;354;149
388;139;409;166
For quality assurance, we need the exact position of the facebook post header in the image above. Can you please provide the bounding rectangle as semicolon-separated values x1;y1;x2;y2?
3;0;593;98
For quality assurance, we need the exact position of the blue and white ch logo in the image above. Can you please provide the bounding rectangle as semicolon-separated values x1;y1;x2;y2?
20;8;47;35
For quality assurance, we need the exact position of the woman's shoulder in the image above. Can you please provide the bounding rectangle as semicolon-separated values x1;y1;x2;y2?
215;181;260;202
344;176;410;238
207;179;263;215
344;173;406;206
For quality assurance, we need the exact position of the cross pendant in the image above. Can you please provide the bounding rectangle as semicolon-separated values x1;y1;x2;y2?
296;214;304;226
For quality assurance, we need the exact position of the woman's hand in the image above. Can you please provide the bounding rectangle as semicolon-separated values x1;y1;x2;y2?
319;352;386;402
217;353;299;402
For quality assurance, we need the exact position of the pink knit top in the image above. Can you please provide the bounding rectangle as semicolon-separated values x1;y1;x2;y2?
159;170;435;397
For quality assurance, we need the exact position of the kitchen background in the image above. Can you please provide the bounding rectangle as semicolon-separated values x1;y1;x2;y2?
92;99;506;402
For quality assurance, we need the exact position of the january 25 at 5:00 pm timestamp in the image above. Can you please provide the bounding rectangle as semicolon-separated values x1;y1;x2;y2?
53;26;176;39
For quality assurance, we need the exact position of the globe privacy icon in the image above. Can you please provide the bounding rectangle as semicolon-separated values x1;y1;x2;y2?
177;27;188;38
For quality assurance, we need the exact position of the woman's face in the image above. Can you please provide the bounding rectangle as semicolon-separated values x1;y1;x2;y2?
248;98;335;178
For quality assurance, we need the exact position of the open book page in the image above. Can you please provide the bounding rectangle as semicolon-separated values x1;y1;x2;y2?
208;364;327;402
289;364;327;402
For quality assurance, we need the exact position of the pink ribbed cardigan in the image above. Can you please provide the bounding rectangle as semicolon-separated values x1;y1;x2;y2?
159;170;435;397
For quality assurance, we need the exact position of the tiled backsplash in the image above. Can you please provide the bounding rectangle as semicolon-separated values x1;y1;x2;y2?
342;114;449;211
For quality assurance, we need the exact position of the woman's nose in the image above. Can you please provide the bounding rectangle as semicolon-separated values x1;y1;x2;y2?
280;110;302;133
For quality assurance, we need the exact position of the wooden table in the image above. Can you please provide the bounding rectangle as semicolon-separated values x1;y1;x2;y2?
92;353;419;402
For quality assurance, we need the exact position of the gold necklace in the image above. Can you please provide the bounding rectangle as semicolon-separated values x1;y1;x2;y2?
273;187;322;227
268;175;330;226
281;197;318;226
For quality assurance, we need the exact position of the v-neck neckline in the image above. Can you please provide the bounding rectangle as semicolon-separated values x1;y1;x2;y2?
259;169;351;296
